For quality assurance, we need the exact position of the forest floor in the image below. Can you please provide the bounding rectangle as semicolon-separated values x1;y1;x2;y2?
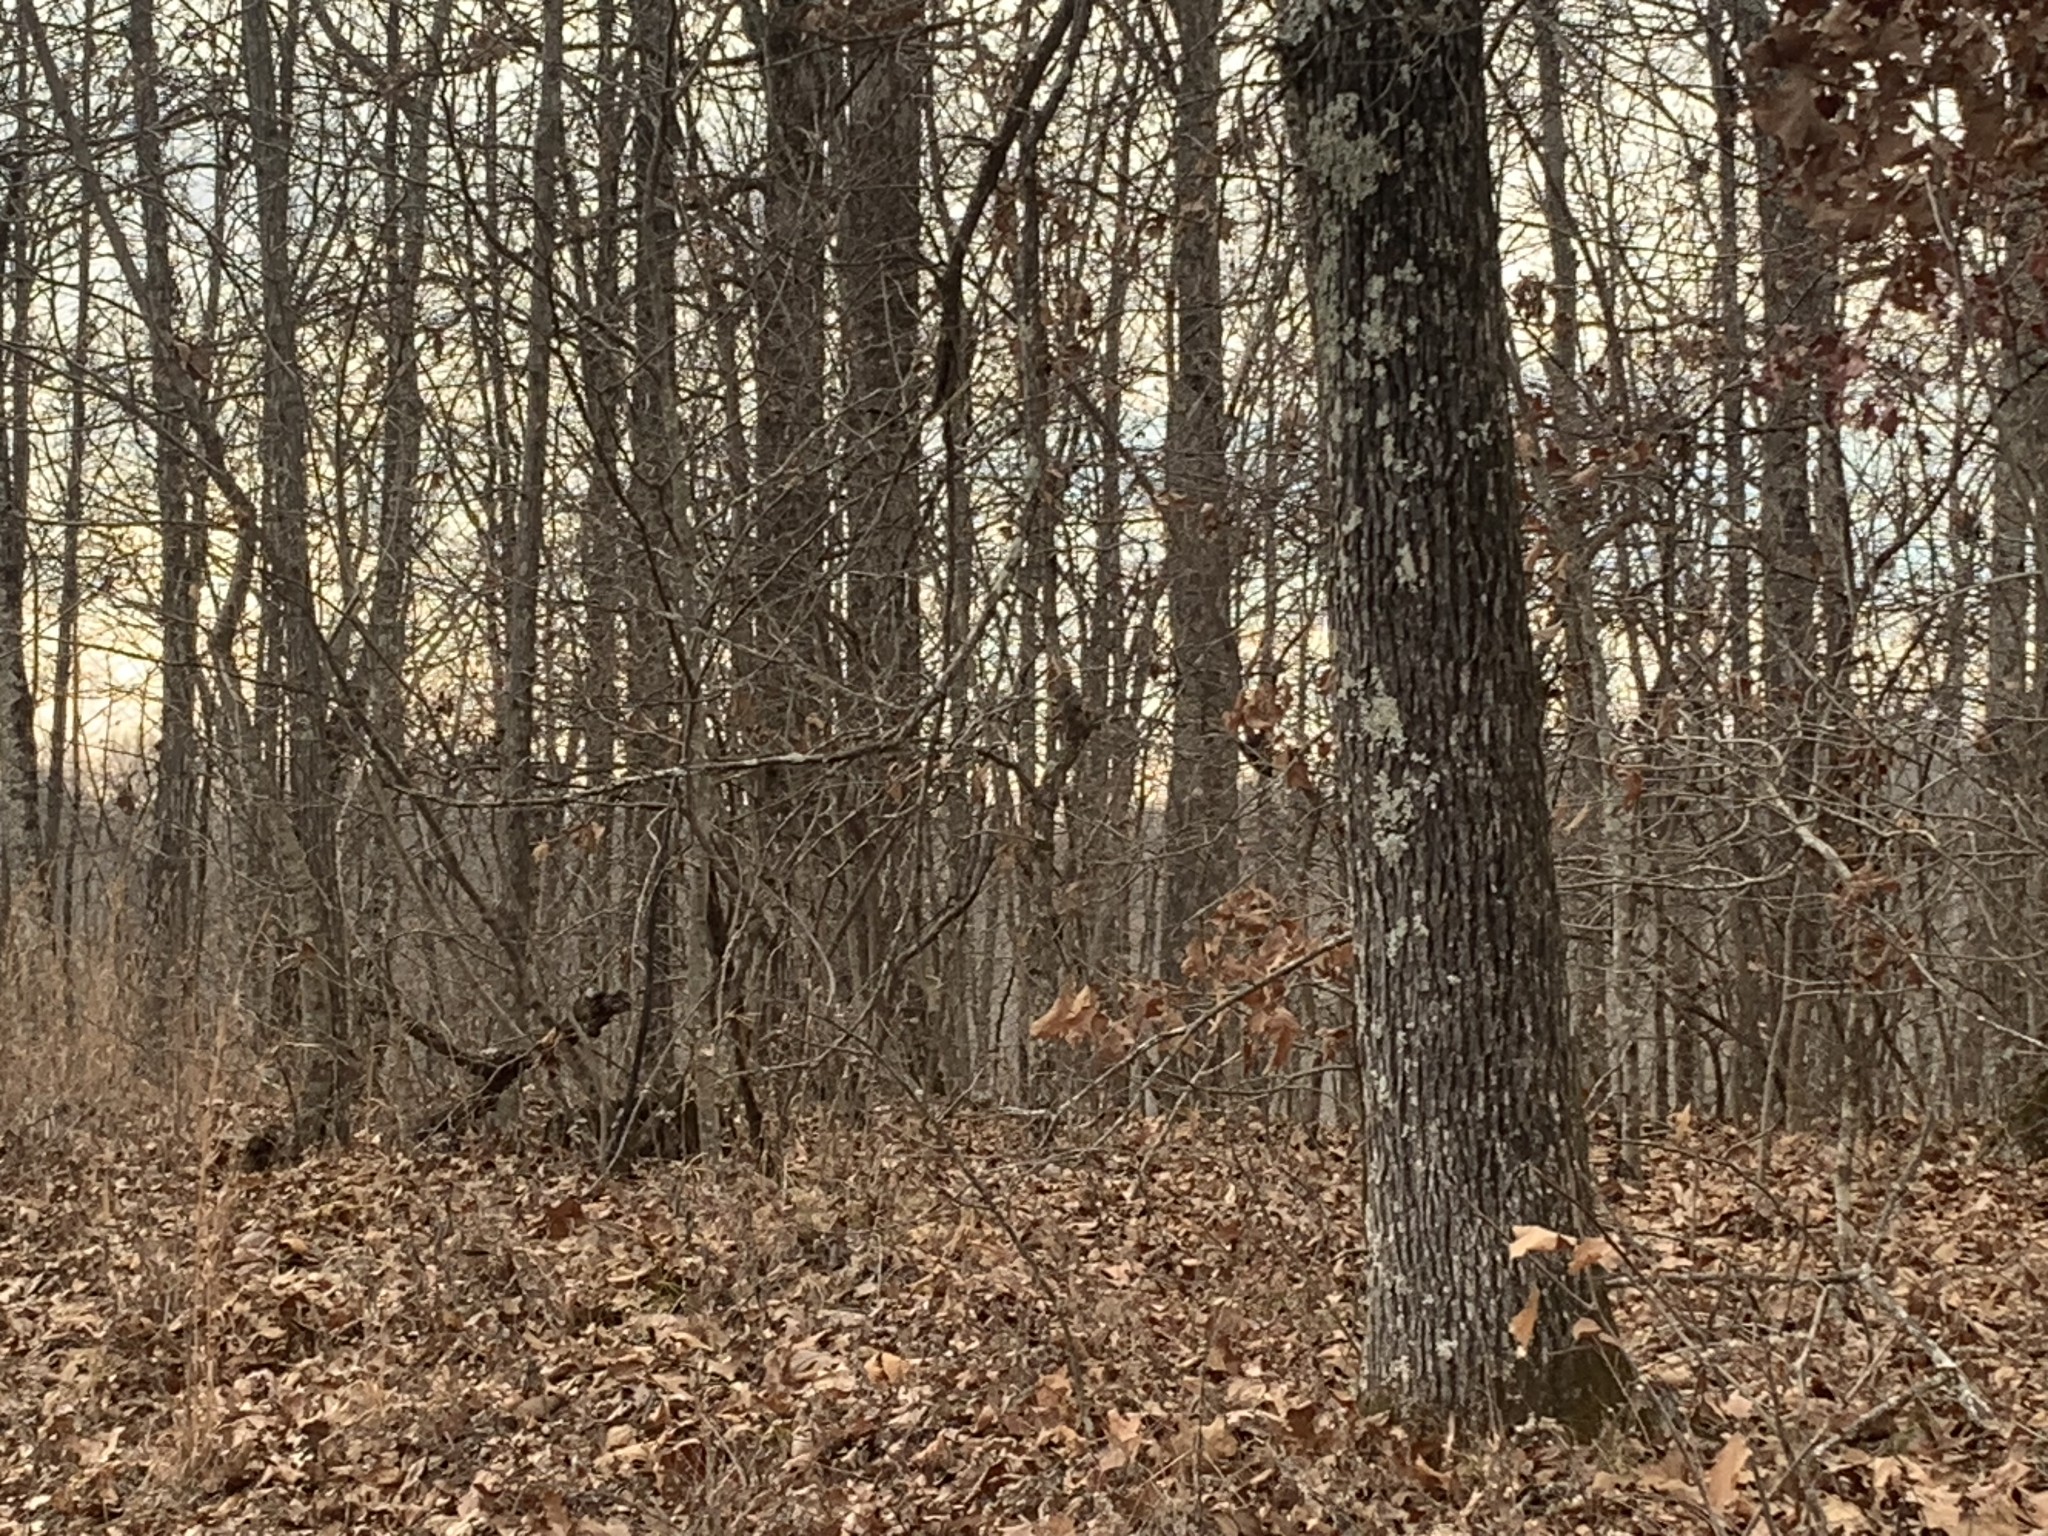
3;1107;2047;1535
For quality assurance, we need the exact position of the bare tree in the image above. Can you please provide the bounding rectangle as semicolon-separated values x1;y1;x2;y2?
1158;0;1243;964
241;0;351;1142
0;42;40;925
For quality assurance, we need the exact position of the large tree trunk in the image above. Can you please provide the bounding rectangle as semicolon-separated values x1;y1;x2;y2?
1280;0;1620;1431
752;0;833;748
838;1;922;707
1987;207;2048;1123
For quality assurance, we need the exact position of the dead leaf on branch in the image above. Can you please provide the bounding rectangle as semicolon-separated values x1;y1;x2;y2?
1509;1224;1573;1259
1569;1235;1620;1274
1509;1284;1541;1355
1027;985;1103;1046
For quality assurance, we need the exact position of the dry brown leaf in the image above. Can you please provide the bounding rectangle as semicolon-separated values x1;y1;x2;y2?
1508;1284;1540;1355
1509;1224;1571;1259
1098;1408;1144;1471
1200;1414;1240;1461
1568;1235;1619;1274
1033;1366;1072;1412
863;1350;911;1386
1707;1434;1751;1514
1637;1444;1693;1495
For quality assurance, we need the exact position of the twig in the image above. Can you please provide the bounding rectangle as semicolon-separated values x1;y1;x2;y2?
1853;1266;1999;1430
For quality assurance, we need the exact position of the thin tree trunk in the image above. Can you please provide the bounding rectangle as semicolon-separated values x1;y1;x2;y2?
352;0;450;1070
0;87;41;926
243;0;350;1143
501;0;565;1009
1531;0;1631;1145
1742;0;1825;1130
837;0;926;1068
617;0;692;1146
1079;106;1139;983
1159;0;1242;957
46;171;91;931
563;0;625;984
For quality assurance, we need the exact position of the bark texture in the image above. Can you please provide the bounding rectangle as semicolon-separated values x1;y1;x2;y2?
1279;0;1620;1431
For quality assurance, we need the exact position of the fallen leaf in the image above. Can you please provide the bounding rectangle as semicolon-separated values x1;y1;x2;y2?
1200;1414;1240;1461
1098;1408;1144;1471
1708;1434;1751;1514
864;1350;911;1386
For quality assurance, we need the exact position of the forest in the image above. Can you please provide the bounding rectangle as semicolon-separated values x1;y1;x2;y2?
5;0;2048;1527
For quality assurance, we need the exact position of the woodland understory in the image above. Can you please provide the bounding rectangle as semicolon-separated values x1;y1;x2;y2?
9;0;2048;1520
6;1104;2048;1535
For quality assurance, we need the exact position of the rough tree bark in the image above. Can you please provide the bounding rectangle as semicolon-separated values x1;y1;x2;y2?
1279;0;1622;1431
838;0;922;707
752;0;832;748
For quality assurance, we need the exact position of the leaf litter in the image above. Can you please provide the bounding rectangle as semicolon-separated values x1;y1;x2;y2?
2;1113;2047;1533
